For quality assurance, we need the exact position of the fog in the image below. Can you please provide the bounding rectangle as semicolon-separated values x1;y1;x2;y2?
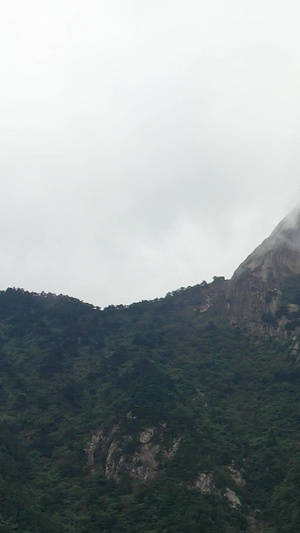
1;1;299;306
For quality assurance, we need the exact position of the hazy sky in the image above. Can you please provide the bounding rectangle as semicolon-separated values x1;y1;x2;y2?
1;0;300;307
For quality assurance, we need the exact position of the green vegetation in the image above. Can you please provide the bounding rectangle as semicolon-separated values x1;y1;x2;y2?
0;287;300;531
281;274;300;305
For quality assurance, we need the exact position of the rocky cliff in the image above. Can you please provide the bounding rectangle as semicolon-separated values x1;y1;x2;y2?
198;205;300;338
233;206;300;285
227;205;300;334
2;208;300;532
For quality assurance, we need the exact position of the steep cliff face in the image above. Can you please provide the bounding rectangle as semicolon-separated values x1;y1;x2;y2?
2;253;300;530
85;424;181;482
233;206;300;285
226;206;300;337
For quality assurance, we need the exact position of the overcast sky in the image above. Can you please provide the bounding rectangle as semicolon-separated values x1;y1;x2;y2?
1;0;300;307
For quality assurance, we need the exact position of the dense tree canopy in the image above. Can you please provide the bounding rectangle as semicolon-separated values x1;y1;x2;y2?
0;286;299;531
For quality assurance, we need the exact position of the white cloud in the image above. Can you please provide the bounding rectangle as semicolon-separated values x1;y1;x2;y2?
0;0;299;306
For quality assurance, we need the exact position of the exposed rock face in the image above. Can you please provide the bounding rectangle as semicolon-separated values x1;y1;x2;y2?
84;429;104;475
247;514;264;533
226;206;300;335
227;464;246;487
233;206;300;285
199;296;213;313
85;424;180;482
224;488;241;509
195;473;216;494
116;428;160;481
139;428;155;444
194;468;243;510
84;429;102;467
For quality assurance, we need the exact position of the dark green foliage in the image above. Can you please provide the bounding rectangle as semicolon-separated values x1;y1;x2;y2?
0;287;300;531
261;311;277;325
281;274;300;305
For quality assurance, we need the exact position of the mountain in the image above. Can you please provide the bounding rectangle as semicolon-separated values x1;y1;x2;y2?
228;205;300;336
192;205;300;339
1;209;300;532
232;206;300;284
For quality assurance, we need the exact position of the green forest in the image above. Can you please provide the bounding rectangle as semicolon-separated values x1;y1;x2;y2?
0;285;300;532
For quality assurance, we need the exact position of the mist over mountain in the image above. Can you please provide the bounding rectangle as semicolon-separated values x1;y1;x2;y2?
190;205;300;338
2;208;300;532
233;204;300;284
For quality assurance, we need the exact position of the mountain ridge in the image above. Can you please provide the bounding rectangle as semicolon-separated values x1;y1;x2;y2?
1;208;300;532
232;204;300;284
191;205;300;338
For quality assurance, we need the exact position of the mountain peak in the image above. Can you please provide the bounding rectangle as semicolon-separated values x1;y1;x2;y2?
219;205;300;336
232;205;300;284
277;203;300;230
269;203;300;247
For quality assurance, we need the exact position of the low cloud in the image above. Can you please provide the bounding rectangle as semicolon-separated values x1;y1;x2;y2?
0;1;299;306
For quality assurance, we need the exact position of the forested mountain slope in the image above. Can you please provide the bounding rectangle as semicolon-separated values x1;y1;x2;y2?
2;208;300;532
0;283;300;532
